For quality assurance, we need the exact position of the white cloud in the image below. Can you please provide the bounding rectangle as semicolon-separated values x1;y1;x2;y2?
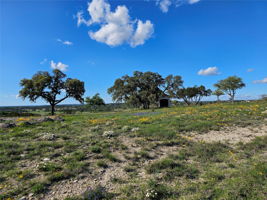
130;20;154;47
16;94;20;99
57;39;73;46
158;0;172;13
188;0;200;4
157;0;201;13
50;60;68;71
253;77;267;84
198;66;220;76
40;58;47;65
77;0;154;47
77;11;91;26
247;68;254;72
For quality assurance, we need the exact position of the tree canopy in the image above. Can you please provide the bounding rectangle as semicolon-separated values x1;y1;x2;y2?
19;69;85;115
85;93;105;106
212;89;224;101
177;85;212;105
108;71;167;109
214;76;245;102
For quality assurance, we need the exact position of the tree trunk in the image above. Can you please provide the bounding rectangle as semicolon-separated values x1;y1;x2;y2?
217;96;220;102
51;104;55;115
230;95;234;102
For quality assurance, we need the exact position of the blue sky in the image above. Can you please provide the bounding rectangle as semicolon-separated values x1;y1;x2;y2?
0;0;266;106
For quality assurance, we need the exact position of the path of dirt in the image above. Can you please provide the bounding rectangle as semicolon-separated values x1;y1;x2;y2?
42;136;181;200
189;125;267;144
41;125;267;199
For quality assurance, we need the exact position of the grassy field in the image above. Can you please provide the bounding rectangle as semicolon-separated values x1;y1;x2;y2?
0;101;267;200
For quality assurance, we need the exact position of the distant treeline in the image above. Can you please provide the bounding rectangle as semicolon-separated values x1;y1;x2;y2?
0;100;259;117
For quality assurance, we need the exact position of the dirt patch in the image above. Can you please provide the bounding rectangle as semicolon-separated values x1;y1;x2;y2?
190;125;267;144
42;136;181;199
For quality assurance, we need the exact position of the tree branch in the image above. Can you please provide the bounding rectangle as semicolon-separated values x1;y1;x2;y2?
55;95;69;105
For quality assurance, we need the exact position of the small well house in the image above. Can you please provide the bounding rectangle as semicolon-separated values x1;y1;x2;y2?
159;97;171;108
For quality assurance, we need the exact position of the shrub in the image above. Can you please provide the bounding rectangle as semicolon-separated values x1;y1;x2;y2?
96;160;108;168
91;145;102;153
83;185;113;200
31;182;47;194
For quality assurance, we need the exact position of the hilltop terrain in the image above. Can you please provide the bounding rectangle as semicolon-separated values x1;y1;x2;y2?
0;101;267;200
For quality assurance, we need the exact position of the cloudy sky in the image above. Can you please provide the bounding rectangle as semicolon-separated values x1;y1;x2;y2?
0;0;267;106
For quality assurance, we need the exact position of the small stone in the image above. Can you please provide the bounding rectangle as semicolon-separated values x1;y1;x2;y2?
28;193;34;197
0;123;16;128
41;133;56;141
122;126;130;132
19;196;27;200
105;121;112;126
131;127;140;132
103;130;114;137
43;158;50;162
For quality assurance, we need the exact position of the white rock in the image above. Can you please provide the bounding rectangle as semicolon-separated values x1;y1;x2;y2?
131;127;140;132
103;131;114;137
122;126;130;131
43;158;50;162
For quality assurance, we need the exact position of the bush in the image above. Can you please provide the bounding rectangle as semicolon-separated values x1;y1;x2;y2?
83;185;113;200
96;160;108;168
31;182;47;194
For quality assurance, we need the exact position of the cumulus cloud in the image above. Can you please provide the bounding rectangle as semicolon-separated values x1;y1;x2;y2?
158;0;172;13
198;66;220;76
247;68;254;72
76;0;154;47
130;20;154;47
57;39;73;46
50;60;68;71
157;0;200;13
188;0;200;4
253;77;267;84
40;58;48;65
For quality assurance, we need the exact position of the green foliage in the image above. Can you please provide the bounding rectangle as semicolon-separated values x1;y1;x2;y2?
85;93;105;107
162;74;183;97
91;145;102;153
19;69;85;115
146;158;181;173
108;71;165;109
146;157;199;180
96;160;108;168
176;85;212;105
1;100;267;199
48;172;67;182
102;151;119;162
38;162;62;172
212;89;224;101
31;182;47;194
214;76;245;101
142;180;176;200
181;142;231;162
83;185;113;200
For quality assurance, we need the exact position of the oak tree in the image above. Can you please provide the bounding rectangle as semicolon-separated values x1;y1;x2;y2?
214;76;245;102
19;69;85;115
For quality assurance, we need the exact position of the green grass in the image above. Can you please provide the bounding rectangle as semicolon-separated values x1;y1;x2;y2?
0;100;266;199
